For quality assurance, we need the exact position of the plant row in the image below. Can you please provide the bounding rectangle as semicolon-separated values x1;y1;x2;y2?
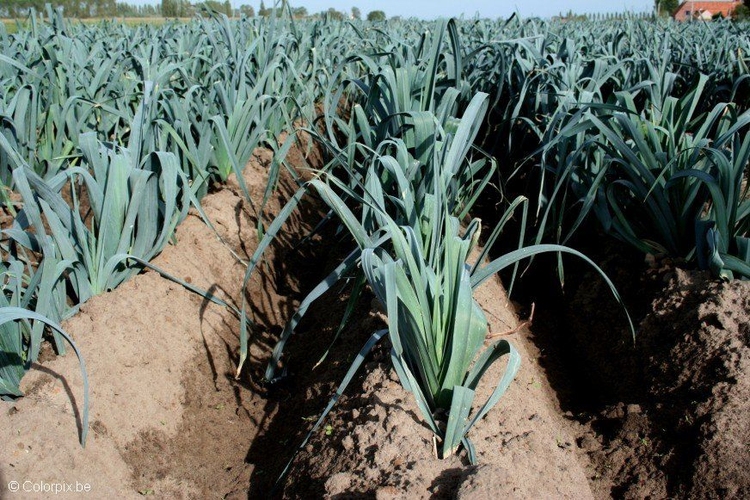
0;12;747;457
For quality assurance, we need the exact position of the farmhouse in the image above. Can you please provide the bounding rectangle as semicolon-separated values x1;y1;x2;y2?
673;1;743;20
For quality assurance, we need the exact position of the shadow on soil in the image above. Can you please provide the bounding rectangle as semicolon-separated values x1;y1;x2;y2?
241;219;377;498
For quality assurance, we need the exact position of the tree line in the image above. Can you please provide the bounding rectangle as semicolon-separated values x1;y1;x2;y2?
2;0;123;18
1;1;387;21
5;1;750;21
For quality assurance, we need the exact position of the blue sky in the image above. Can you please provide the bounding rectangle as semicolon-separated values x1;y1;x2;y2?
126;1;656;19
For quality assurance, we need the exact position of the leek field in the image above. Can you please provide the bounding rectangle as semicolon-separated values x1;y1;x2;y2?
1;7;749;498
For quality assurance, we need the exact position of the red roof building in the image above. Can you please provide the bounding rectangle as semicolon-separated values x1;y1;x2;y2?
673;1;744;21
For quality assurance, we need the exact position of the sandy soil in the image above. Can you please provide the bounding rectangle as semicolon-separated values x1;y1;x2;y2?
1;141;748;498
571;266;750;499
282;267;595;499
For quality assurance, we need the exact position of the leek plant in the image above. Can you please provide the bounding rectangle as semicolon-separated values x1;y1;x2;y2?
8;132;189;305
361;207;520;461
299;135;630;466
1;194;88;439
540;74;750;278
260;91;496;382
0;304;89;446
259;87;630;486
0;246;70;397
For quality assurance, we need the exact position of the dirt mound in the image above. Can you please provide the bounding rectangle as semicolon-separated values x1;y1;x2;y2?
639;270;750;498
568;266;750;499
0;144;314;499
282;271;595;499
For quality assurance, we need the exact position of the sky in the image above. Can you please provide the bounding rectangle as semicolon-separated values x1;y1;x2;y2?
124;1;657;19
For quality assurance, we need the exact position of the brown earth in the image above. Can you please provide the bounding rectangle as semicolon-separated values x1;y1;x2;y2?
568;265;750;499
1;139;748;498
282;267;595;499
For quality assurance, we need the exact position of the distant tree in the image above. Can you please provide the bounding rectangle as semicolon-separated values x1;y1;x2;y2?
655;0;679;17
351;6;361;19
325;7;345;20
366;9;386;21
115;2;136;16
2;0;121;18
162;0;178;17
0;0;13;17
181;0;194;16
734;4;750;19
259;0;270;17
92;0;116;16
198;1;230;15
239;4;254;17
292;6;307;18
